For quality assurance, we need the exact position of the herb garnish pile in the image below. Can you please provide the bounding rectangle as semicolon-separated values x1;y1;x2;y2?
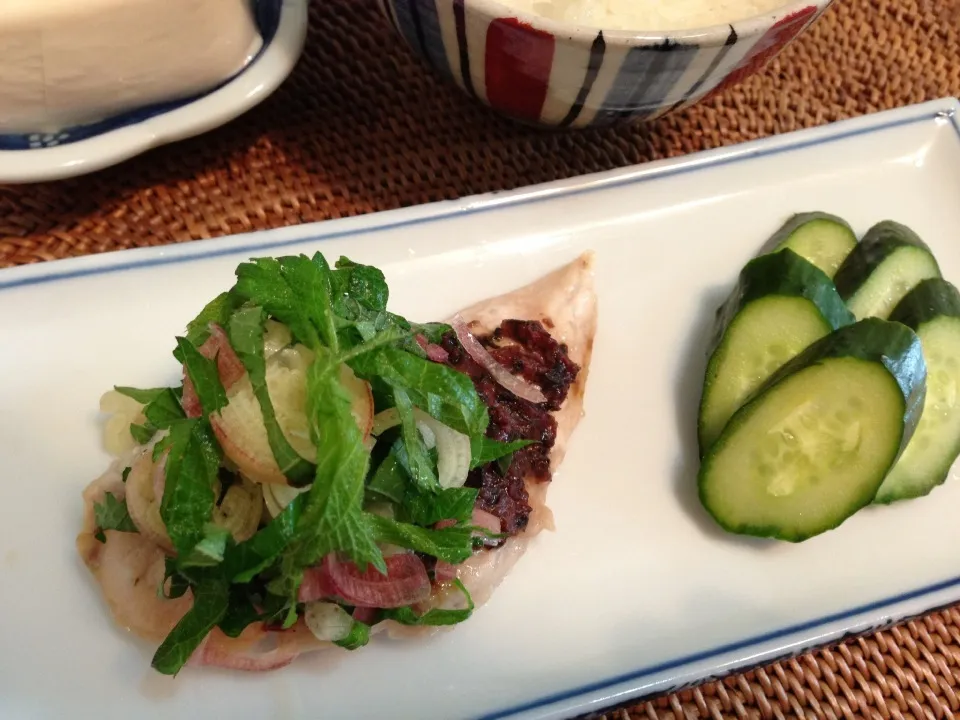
93;253;523;675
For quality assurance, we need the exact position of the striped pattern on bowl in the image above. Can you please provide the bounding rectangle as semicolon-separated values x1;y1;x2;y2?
380;0;828;129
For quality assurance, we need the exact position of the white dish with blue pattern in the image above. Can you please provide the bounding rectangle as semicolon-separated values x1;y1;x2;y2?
1;98;959;720
0;0;308;185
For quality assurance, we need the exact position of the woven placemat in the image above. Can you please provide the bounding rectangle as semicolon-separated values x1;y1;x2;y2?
0;0;956;267
3;0;960;717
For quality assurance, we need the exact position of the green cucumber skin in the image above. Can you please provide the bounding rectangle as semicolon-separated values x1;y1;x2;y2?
759;211;854;250
755;317;927;453
758;211;857;273
889;277;960;328
833;220;941;304
699;250;855;457
706;249;855;360
697;248;855;458
698;318;927;542
874;279;960;504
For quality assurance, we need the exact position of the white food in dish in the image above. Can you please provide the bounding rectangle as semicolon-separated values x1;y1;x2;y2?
0;0;263;134
501;0;792;31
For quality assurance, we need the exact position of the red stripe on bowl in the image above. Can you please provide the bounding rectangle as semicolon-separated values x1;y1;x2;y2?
485;18;555;122
707;6;818;99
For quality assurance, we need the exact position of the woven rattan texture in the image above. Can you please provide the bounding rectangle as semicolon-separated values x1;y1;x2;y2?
590;607;960;719
3;0;960;717
0;0;958;267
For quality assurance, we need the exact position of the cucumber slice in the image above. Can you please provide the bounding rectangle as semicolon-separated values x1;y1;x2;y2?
875;279;960;503
699;318;926;542
833;220;941;320
759;211;857;278
698;250;855;455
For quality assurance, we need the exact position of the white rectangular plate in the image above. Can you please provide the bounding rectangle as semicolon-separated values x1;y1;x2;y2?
2;98;960;720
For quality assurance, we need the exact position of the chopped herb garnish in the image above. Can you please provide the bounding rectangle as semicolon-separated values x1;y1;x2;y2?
366;449;408;504
151;576;229;676
348;346;488;437
143;388;186;429
394;388;438;492
217;587;263;638
275;253;339;350
224;496;304;583
114;386;169;404
180;523;232;568
365;513;474;564
176;337;228;416
129;423;155;445
124;387;189;450
470;437;534;469
102;251;497;676
293;355;384;572
382;580;475;626
331;257;389;313
158;420;221;559
401;486;478;527
409;321;452;346
161;557;190;600
93;492;137;542
232;255;328;350
185;292;242;346
335;620;371;650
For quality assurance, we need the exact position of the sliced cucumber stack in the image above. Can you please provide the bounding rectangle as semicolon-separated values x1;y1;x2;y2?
875;279;960;503
698;249;854;455
699;318;926;542
833;220;941;320
759;211;858;278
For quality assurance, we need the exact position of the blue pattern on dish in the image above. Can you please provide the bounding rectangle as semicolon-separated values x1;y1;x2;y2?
0;0;283;152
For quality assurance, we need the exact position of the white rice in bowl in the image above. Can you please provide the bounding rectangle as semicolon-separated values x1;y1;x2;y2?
502;0;793;31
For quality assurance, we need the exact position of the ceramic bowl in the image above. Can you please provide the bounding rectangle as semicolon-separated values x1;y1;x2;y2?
380;0;832;129
0;0;307;184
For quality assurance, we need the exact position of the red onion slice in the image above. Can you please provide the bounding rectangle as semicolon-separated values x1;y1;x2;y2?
450;314;547;404
433;560;459;584
416;334;450;364
323;553;431;608
472;508;502;547
181;323;247;417
472;508;502;534
181;381;203;419
190;627;299;672
297;565;341;603
203;324;247;387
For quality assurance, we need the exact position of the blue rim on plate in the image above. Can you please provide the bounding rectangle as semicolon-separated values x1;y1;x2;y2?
0;0;283;152
0;96;958;720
